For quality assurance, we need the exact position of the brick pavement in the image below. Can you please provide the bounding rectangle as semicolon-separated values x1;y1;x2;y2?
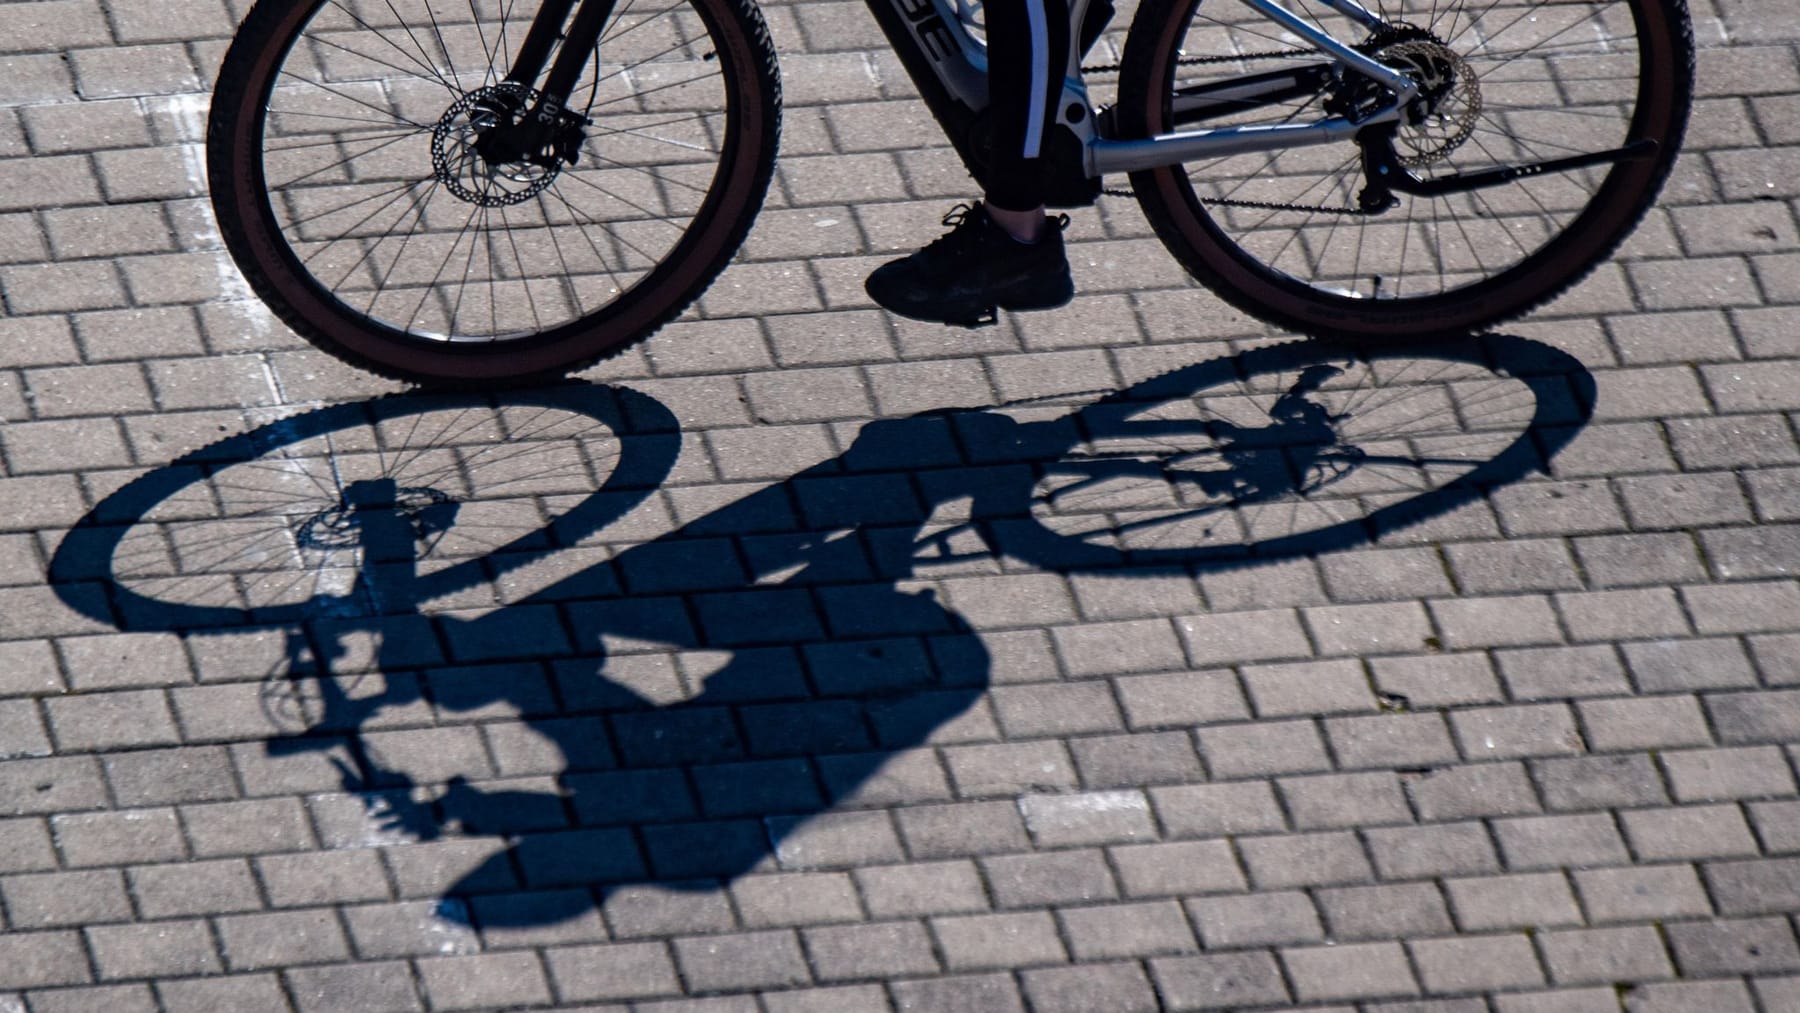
4;0;1800;1010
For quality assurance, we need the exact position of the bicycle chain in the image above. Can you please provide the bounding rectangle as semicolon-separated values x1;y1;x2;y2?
1085;49;1376;215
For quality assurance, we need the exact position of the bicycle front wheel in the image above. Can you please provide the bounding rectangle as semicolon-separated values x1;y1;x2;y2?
1116;0;1692;340
209;0;781;385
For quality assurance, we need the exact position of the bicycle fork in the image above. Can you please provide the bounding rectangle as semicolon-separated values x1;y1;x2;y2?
469;0;619;166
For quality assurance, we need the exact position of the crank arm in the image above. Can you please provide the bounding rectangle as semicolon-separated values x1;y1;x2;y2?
1388;139;1660;198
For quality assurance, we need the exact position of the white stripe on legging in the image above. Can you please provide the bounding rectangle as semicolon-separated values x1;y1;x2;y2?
1022;0;1050;159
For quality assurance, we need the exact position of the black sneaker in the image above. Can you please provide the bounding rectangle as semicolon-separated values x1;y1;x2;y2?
865;203;1074;327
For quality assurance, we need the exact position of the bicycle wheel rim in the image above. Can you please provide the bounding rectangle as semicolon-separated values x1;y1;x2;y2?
49;386;678;632
1124;0;1689;331
1002;334;1594;570
211;0;774;380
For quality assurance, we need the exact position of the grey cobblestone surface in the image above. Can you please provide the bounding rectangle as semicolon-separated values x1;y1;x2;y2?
2;0;1799;1010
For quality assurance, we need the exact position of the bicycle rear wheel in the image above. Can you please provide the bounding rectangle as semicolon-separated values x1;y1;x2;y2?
1116;0;1692;340
209;0;780;385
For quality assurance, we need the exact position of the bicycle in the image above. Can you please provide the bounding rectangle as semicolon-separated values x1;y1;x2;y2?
51;335;1591;918
206;0;1693;385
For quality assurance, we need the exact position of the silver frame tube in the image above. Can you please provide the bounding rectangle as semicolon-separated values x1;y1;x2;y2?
1237;0;1416;96
1090;115;1376;174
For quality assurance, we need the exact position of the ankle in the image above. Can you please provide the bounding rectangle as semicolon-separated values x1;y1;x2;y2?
986;204;1048;244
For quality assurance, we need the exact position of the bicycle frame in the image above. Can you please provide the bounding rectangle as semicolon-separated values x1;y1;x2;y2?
494;0;1421;193
849;0;1421;182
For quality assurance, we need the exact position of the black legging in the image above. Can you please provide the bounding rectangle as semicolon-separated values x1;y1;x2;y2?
982;0;1072;213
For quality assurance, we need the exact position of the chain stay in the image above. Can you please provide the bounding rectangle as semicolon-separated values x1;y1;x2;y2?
1087;49;1377;215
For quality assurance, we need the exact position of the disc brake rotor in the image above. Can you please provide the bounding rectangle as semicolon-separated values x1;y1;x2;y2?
432;83;560;207
1375;37;1481;167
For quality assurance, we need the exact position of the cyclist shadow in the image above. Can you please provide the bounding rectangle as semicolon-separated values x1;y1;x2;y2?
51;332;1594;935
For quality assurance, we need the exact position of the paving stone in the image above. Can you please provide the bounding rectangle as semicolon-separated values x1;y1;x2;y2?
87;919;222;979
931;911;1065;970
1369;653;1504;708
1578;695;1713;752
894;801;1030;859
1242;658;1377;717
1282;942;1419;1003
1445;872;1583;931
988;681;1123;737
1019;962;1160;1013
1623;637;1759;691
1704;856;1800;915
1534;754;1670;811
1754;976;1800;1013
1498;646;1642;702
1017;790;1155;847
942;740;1078;798
282;960;424;1013
1576;865;1714;923
1197;719;1332;778
1187;891;1321;949
1493;813;1631;870
1113;671;1249;729
129;859;262;919
853;860;987;918
887;972;1026;1013
1662;744;1798;800
1238;831;1372;890
416;952;553;1010
980;849;1117;907
1410;934;1546;993
1324;713;1460;770
340;901;481;960
1304;602;1436;657
181;797;314;857
1749;799;1800;851
804;921;938;979
216;909;350;971
26;984;157;1013
1149;951;1290;1010
1175;608;1313;666
601;884;734;942
1490;988;1628;1013
1622;980;1758;1013
1409;761;1545;820
1665;917;1800;975
2;869;132;930
1452;705;1584;761
1108;840;1247;898
1538;925;1675;984
1317;883;1453;941
154;975;294;1013
1051;618;1187;677
1430;595;1564;650
731;872;861;928
1069;731;1204;788
258;850;391;908
673;930;811;992
1277;772;1410;829
51;808;185;867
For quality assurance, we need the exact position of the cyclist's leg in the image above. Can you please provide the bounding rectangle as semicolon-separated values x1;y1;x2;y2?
864;0;1075;325
981;0;1071;236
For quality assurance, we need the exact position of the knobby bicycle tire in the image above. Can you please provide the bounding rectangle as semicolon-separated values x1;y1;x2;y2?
208;0;781;386
1116;0;1693;342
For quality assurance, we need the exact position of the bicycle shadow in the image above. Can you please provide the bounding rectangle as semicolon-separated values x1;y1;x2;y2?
48;332;1594;935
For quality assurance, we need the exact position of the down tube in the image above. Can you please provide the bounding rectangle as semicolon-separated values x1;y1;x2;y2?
857;0;992;183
